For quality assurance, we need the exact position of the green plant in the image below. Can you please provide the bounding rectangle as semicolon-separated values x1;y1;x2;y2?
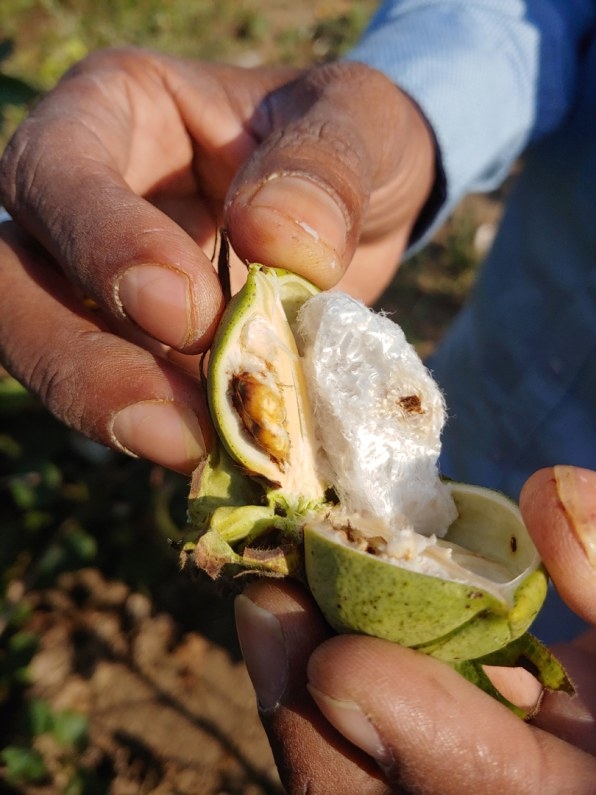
1;697;101;792
0;39;39;140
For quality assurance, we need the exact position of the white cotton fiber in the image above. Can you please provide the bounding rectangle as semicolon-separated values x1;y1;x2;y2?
296;293;457;537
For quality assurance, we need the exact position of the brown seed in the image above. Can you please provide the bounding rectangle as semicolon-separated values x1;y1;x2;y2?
231;371;290;466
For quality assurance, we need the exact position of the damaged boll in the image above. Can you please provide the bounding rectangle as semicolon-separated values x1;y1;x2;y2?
182;264;574;718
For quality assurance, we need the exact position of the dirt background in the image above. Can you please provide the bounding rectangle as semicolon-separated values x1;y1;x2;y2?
22;568;282;794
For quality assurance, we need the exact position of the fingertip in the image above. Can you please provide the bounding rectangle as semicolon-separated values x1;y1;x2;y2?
110;399;206;474
237;588;388;793
519;467;556;510
241;579;330;643
306;683;393;769
520;466;596;564
305;637;557;793
234;593;289;712
226;173;352;288
552;466;596;567
116;263;194;349
235;581;332;708
520;466;596;624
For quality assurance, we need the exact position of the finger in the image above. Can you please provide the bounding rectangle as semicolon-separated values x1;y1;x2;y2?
1;48;227;352
225;61;435;290
307;635;596;795
0;222;209;473
520;466;596;625
235;581;390;795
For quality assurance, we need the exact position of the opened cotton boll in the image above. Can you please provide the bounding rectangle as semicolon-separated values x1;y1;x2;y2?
187;264;573;715
296;292;458;538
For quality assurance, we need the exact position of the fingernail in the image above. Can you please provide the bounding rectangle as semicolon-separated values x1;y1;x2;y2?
307;685;392;767
235;594;288;711
117;264;191;348
555;466;596;565
251;175;347;250
242;175;348;280
111;400;205;472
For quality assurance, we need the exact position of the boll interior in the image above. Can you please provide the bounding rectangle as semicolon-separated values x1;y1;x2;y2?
295;291;457;538
293;291;539;600
203;266;541;597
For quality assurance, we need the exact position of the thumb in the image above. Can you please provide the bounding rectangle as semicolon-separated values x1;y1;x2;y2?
225;62;435;289
306;635;596;794
520;466;596;626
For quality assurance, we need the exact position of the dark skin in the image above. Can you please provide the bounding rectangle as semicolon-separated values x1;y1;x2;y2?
2;48;594;794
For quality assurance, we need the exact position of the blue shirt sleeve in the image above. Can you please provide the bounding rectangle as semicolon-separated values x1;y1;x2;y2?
346;0;596;234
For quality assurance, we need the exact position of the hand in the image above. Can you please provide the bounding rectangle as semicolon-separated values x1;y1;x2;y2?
0;48;435;472
235;465;596;794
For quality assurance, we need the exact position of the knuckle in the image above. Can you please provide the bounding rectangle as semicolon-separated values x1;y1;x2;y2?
0;122;31;213
1;131;46;219
59;45;149;81
25;348;86;432
19;328;117;442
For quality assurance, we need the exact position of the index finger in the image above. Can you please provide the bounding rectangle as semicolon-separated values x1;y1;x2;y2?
0;221;210;473
1;48;226;352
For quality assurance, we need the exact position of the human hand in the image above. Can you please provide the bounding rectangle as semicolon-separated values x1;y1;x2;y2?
0;48;435;472
235;465;596;794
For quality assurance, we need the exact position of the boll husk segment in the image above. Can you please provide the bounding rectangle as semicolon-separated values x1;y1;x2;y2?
185;264;573;716
207;266;324;505
304;483;546;662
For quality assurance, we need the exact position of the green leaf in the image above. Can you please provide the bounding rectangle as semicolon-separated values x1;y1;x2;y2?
26;698;54;736
36;522;98;583
0;72;38;105
51;709;89;748
1;746;47;784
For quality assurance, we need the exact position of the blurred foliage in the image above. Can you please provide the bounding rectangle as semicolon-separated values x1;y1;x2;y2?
1;697;96;792
0;40;39;141
0;379;188;587
0;376;191;790
0;0;377;148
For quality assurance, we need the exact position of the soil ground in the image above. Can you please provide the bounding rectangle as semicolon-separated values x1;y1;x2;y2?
20;567;283;794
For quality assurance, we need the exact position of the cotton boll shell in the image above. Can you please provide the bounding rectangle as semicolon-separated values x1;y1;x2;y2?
304;483;548;662
207;265;325;503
